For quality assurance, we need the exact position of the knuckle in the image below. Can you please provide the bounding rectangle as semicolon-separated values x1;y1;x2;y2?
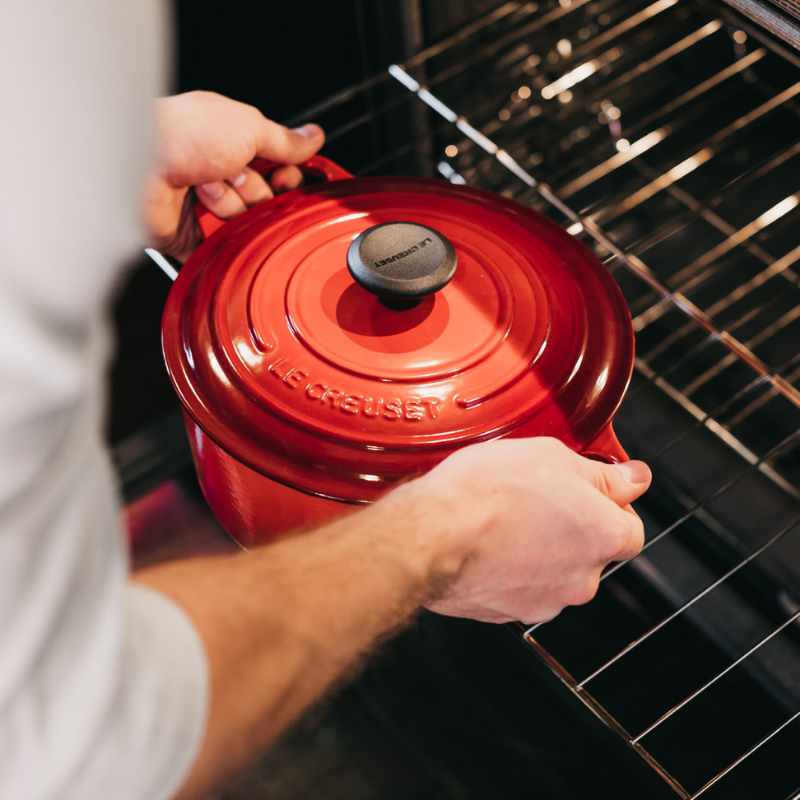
627;515;646;555
594;521;621;562
521;605;558;625
597;464;623;498
604;513;643;561
568;576;600;607
614;516;633;551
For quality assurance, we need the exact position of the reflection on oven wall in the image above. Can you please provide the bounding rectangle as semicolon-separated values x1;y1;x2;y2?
112;1;800;798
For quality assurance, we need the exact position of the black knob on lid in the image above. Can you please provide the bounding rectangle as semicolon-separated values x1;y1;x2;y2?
347;222;457;309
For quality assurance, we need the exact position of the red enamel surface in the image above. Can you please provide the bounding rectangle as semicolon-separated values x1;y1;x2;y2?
163;160;634;543
183;413;358;548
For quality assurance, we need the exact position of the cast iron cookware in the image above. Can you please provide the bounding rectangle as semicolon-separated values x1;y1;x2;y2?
162;156;634;548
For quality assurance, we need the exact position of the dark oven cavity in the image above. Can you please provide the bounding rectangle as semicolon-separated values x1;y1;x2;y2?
217;2;800;797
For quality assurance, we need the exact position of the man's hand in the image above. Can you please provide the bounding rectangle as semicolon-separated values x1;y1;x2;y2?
144;91;324;262
414;437;650;624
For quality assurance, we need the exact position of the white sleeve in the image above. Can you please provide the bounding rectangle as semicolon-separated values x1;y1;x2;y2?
0;3;209;799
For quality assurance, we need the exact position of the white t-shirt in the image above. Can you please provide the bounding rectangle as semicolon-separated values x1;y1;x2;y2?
0;3;208;798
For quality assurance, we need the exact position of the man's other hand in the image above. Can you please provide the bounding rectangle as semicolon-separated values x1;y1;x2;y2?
413;437;651;624
144;91;324;262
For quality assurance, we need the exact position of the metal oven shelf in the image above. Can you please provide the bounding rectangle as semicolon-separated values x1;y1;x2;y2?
286;2;800;795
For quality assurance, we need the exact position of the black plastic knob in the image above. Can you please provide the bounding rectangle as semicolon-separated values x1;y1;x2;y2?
347;222;457;309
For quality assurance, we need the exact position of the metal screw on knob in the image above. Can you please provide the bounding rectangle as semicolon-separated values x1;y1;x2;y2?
347;221;458;309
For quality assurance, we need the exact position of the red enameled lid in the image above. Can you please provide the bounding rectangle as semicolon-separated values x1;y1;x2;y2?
162;162;634;503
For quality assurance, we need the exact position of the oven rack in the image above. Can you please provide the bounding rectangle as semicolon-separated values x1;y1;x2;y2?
285;1;800;797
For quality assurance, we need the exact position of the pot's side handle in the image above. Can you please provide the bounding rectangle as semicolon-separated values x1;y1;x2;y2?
580;424;629;464
196;155;355;239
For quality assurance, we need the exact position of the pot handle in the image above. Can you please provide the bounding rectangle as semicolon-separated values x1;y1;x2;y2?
580;424;629;464
195;154;354;239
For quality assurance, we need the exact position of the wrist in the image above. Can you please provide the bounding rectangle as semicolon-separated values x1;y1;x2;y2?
371;469;489;598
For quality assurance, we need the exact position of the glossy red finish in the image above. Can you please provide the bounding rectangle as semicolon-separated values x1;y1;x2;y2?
182;412;360;548
163;156;634;544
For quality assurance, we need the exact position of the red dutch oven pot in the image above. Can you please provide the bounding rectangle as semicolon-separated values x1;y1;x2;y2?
162;156;634;549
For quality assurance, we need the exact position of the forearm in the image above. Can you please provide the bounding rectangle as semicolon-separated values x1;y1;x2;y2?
132;478;461;799
131;437;650;799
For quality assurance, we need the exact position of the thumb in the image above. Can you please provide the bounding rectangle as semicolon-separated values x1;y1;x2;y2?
579;458;652;508
254;120;325;165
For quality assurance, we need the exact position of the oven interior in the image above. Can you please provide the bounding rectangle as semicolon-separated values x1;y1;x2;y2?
115;1;800;797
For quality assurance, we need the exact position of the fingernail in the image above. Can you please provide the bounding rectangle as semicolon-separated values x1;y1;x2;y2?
198;182;224;200
293;123;322;139
613;460;651;484
228;171;247;188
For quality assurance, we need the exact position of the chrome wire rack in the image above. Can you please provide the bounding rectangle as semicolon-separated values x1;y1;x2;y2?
289;1;800;796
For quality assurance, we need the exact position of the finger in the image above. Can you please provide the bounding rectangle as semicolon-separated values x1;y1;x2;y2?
226;166;274;206
143;174;187;242
574;457;652;508
607;507;645;563
253;121;325;165
269;165;304;194
143;177;201;263
196;180;247;220
165;189;202;264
